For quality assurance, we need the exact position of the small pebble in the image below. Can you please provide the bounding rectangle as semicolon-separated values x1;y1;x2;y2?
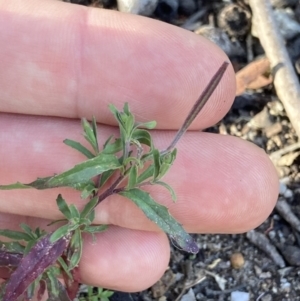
230;252;245;269
254;265;262;276
280;281;291;293
259;271;272;279
181;288;196;301
117;0;158;16
279;181;293;198
231;291;250;301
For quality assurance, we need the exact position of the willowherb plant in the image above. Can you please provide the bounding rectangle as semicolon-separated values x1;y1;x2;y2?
0;62;228;301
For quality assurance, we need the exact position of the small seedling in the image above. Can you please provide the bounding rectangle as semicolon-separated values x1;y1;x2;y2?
78;286;114;301
0;62;228;301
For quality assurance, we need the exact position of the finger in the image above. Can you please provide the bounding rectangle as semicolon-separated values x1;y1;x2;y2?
0;213;170;291
80;226;170;291
0;114;279;233
0;0;235;129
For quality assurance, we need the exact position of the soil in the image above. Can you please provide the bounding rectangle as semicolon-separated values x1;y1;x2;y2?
66;0;300;300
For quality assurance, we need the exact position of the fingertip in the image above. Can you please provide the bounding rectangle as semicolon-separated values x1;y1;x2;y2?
240;143;279;230
160;133;279;234
79;226;170;292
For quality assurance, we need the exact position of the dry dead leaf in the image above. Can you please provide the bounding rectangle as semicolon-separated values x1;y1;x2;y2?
236;57;273;95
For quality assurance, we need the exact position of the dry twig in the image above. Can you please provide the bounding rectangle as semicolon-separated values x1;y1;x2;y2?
269;141;300;163
246;230;286;268
249;0;300;139
276;198;300;232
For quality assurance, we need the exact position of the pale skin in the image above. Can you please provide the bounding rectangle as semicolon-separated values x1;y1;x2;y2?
0;0;279;294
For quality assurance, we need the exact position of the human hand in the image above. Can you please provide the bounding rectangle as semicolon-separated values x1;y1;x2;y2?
0;0;278;293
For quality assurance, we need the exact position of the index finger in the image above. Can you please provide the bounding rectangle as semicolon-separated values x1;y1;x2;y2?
0;0;235;129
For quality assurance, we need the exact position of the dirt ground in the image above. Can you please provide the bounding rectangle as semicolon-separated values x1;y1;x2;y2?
67;0;300;300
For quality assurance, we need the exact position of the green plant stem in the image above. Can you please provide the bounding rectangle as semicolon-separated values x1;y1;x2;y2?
123;141;130;162
162;62;229;155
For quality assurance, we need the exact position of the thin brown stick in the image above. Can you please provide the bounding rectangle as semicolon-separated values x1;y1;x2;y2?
249;0;300;139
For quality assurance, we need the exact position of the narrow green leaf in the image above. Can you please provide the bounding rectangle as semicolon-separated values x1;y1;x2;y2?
82;118;98;153
154;181;177;202
123;102;130;115
57;257;73;279
68;229;82;270
127;165;138;190
63;139;95;159
103;138;122;154
80;196;98;219
50;224;73;243
19;223;36;239
45;270;72;301
47;153;122;187
24;239;37;255
26;279;38;300
123;156;140;167
152;149;161;180
124;114;135;138
157;149;177;180
131;129;153;148
69;204;80;220
135;120;157;129
0;176;50;190
91;117;99;153
0;182;31;190
103;135;113;148
88;286;93;296
86;209;95;223
34;227;46;238
46;269;59;297
101;289;114;298
47;219;67;227
119;188;199;254
83;225;107;234
109;107;126;131
136;165;154;184
56;194;72;220
108;104;118;116
0;229;32;242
